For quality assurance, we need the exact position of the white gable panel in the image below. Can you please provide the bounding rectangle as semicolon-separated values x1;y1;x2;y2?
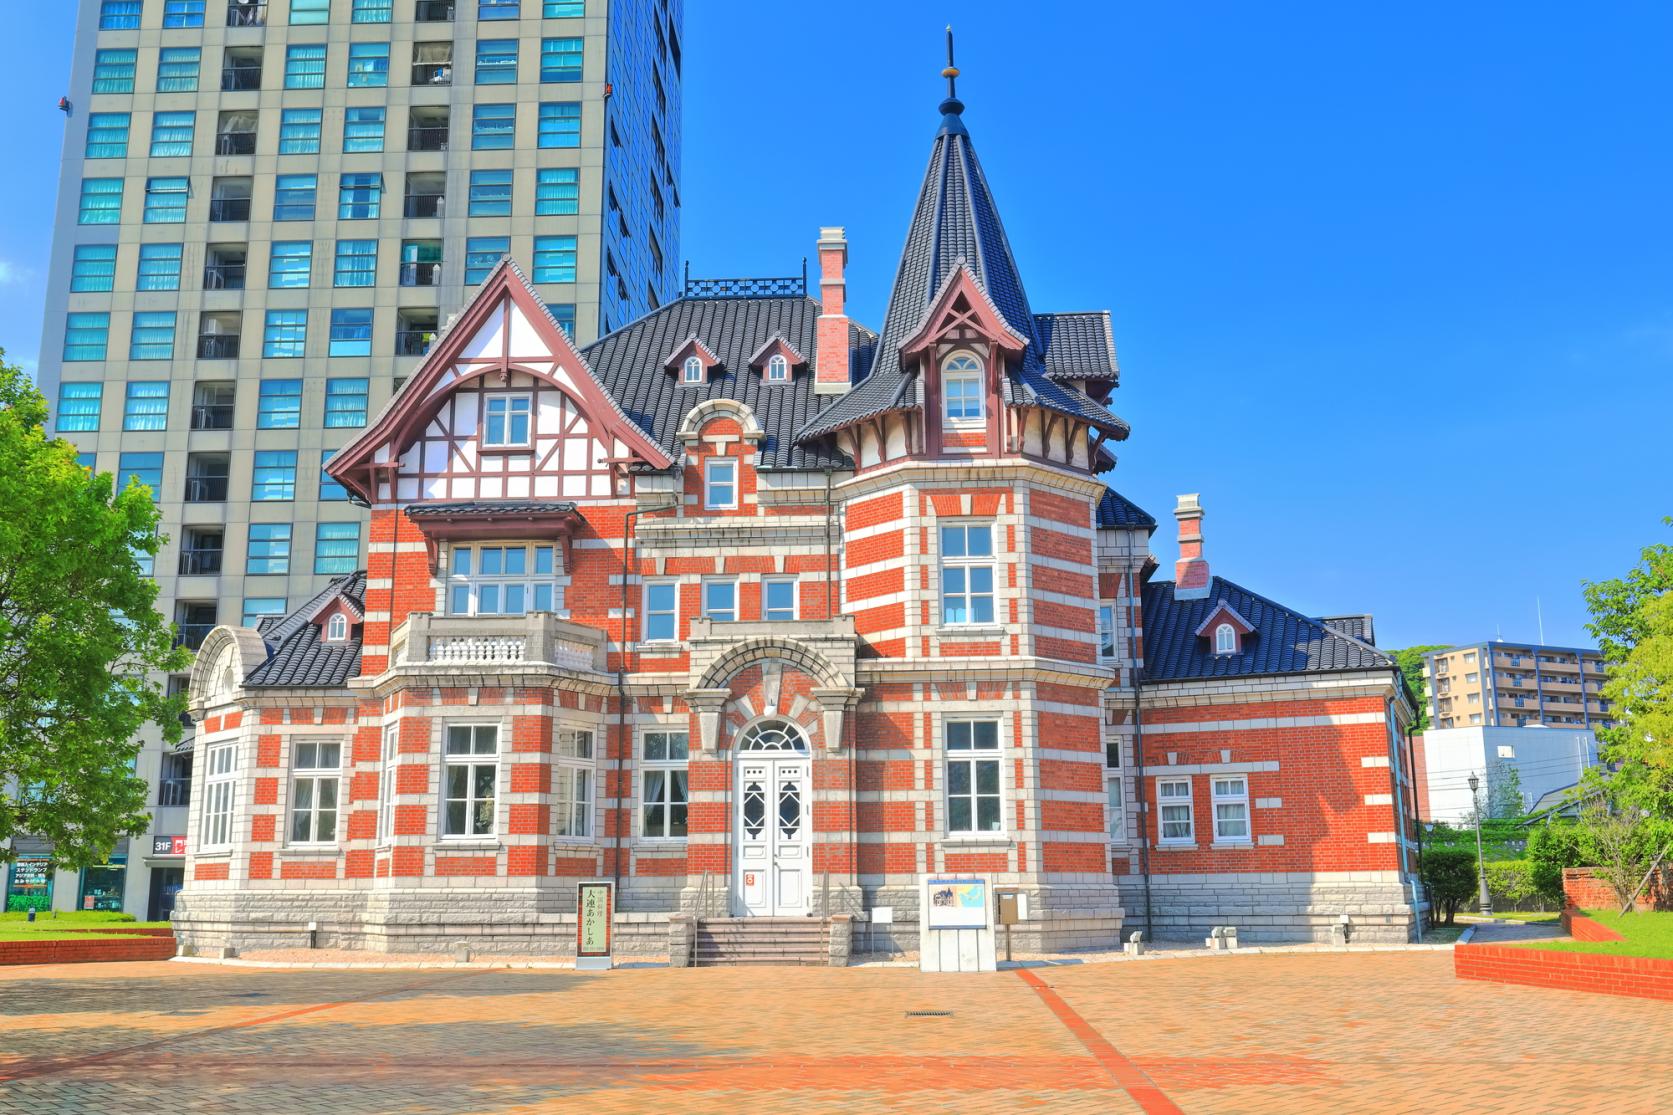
507;302;552;359
562;474;588;498
396;478;417;501
480;476;503;499
423;441;448;473
534;475;558;497
553;367;580;394
460;304;508;362
506;475;530;498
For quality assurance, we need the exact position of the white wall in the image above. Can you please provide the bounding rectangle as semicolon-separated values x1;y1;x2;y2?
1423;726;1599;823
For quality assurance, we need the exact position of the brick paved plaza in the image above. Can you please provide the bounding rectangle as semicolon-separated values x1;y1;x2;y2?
2;952;1667;1113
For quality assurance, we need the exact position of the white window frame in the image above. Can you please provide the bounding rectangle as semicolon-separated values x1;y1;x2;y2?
939;522;996;626
944;718;1003;835
639;729;690;840
762;576;797;622
446;542;559;616
442;724;500;839
553;726;595;840
702;577;737;622
482;393;532;447
703;457;737;510
1106;773;1126;844
765;353;788;381
1214;623;1236;655
942;352;984;425
642;579;679;642
682;355;703;383
1211;775;1251;844
288;738;343;846
376;722;397;845
1158;777;1195;844
1097;603;1117;660
325;612;349;642
200;741;238;849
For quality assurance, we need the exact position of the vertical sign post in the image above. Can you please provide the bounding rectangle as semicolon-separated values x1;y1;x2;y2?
576;880;614;971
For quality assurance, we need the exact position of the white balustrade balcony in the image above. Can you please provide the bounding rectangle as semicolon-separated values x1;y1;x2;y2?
389;613;607;675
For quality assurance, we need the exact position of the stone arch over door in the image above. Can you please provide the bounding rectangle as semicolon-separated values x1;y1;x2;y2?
684;637;861;753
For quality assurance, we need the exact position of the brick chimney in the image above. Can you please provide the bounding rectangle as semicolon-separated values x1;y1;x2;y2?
1173;493;1211;600
814;226;850;394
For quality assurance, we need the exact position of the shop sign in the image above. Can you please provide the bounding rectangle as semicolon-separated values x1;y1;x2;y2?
576;880;613;970
151;835;188;856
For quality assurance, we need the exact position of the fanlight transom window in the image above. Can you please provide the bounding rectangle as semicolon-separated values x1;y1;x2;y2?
943;352;984;423
682;355;704;383
766;354;789;381
736;717;809;753
1214;623;1237;655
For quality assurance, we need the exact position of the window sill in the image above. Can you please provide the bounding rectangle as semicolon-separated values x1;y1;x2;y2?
437;839;501;849
1153;842;1200;852
636;838;688;847
282;846;341;856
194;848;233;859
478;444;533;455
936;625;1006;639
1211;841;1254;850
941;833;1012;847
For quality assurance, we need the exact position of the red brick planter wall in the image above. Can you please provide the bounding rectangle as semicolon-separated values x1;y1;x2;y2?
1563;868;1670;913
0;935;177;966
1455;942;1673;1003
1560;908;1625;942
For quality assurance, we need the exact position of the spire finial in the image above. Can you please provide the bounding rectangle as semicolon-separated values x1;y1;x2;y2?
939;24;965;123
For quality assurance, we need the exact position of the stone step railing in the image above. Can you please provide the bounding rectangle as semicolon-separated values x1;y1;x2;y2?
391;612;607;674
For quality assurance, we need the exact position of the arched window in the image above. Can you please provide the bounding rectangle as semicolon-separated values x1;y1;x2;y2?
326;613;349;642
1214;623;1236;655
682;355;704;383
942;352;984;424
736;717;809;753
766;354;789;381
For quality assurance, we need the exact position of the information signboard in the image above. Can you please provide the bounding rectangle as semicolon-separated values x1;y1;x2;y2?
576;880;613;970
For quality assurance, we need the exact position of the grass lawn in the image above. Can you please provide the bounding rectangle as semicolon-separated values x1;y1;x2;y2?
0;910;171;942
1524;910;1673;960
1422;924;1467;944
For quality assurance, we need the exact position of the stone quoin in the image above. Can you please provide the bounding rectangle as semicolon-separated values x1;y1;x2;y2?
174;51;1425;958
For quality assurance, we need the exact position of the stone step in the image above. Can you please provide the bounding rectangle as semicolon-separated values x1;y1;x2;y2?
693;955;825;967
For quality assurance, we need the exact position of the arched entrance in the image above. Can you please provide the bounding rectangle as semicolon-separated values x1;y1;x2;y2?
733;718;811;916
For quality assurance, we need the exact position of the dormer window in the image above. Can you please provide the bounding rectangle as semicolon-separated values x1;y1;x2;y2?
484;395;531;447
326;613;348;642
1214;623;1236;655
943;353;984;425
766;354;788;382
682;356;703;384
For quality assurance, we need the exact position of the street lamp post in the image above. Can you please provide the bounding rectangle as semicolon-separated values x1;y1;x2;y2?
1468;773;1493;917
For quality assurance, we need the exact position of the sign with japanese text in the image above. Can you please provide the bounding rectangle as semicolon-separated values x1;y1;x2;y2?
576;881;613;966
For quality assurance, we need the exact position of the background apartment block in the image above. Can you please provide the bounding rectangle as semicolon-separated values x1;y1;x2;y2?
13;0;682;919
1422;641;1613;731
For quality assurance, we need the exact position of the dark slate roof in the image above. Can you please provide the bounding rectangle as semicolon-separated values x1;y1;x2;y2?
407;500;577;518
578;296;876;470
1319;614;1377;647
1035;312;1119;382
796;104;1126;442
1096;488;1157;530
244;573;365;688
1140;576;1396;682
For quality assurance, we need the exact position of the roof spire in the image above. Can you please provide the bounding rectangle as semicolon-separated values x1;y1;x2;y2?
939;25;965;129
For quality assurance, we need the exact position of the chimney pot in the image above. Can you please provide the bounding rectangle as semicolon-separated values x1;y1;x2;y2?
1174;493;1211;599
814;226;851;395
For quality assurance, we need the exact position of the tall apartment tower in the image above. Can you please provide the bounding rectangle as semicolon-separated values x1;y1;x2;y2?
1422;641;1613;731
25;0;681;918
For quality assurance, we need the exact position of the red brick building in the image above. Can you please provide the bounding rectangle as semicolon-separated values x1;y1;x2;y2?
177;81;1423;957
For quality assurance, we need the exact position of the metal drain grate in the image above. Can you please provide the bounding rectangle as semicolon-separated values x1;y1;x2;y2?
905;1010;953;1018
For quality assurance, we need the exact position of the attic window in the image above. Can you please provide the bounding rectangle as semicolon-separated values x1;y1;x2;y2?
766;354;788;382
1214;623;1236;655
325;613;349;642
943;352;984;425
682;355;703;384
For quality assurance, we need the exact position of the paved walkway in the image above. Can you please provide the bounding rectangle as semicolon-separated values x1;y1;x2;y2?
1;950;1667;1112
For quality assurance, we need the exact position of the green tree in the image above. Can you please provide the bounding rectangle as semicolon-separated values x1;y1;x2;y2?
1583;522;1673;819
1525;821;1583;907
1390;645;1445;733
0;352;189;869
1489;763;1525;819
1420;847;1479;925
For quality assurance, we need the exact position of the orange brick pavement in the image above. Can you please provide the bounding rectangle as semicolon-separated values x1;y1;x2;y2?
0;951;1667;1113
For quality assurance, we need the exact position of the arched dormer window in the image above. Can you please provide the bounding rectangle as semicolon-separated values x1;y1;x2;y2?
766;354;789;382
942;352;984;425
683;355;704;384
326;613;349;642
1214;623;1236;655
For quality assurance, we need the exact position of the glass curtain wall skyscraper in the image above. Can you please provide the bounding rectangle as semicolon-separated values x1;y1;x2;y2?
22;0;682;917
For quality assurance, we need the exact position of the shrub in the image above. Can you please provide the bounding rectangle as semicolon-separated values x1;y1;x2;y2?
1526;822;1584;907
1422;847;1480;925
5;894;50;913
1484;859;1540;907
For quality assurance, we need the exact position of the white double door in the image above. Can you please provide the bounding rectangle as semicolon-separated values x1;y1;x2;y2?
734;756;811;916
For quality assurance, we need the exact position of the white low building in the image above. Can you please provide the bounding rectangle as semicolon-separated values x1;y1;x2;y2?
1422;726;1600;823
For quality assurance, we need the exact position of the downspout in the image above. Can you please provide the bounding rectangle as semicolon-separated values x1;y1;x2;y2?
614;504;645;895
1132;663;1152;940
823;466;835;619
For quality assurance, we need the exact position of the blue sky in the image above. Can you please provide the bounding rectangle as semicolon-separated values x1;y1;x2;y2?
3;1;1669;650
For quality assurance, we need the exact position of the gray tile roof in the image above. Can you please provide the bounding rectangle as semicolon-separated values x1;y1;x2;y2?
1096;487;1157;530
578;296;875;470
244;573;365;689
1140;576;1394;682
1319;614;1377;647
1034;312;1119;382
796;110;1127;442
